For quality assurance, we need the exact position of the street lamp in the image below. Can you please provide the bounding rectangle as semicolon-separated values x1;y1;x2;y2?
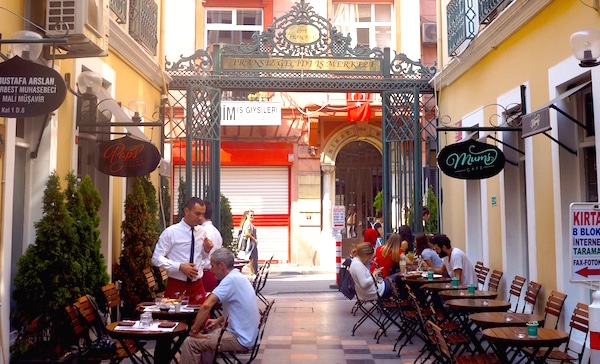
570;29;600;67
9;30;43;61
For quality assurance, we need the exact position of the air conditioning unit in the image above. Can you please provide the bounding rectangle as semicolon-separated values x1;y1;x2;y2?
422;22;437;45
46;0;109;58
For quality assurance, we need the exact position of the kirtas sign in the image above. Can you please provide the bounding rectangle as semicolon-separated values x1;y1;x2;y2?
437;138;505;179
96;136;161;177
0;56;67;117
570;202;600;282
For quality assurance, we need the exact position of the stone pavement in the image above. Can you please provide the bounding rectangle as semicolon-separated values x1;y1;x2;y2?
119;264;431;363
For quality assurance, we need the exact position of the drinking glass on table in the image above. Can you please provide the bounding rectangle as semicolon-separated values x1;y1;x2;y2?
180;296;190;306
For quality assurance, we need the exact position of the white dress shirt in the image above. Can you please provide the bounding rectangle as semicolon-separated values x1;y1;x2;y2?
200;220;223;270
152;220;207;282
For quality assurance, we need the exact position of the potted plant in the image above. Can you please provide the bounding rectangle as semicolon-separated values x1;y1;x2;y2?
113;176;161;317
11;172;109;362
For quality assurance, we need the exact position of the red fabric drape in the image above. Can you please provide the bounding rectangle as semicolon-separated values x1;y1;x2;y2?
346;92;372;122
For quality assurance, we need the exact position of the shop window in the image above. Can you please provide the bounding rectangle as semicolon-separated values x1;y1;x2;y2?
577;85;597;202
205;8;263;46
332;3;393;49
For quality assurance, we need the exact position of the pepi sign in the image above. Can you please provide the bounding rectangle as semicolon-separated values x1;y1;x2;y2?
96;136;161;177
0;56;67;118
437;138;505;179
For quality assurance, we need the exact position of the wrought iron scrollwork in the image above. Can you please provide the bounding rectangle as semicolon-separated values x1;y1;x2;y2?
390;52;437;80
165;49;213;74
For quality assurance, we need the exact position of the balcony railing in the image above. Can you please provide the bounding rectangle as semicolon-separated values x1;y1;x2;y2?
447;0;477;56
479;0;510;24
110;0;128;24
129;0;158;55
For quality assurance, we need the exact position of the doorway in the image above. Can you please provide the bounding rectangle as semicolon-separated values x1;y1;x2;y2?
335;141;382;248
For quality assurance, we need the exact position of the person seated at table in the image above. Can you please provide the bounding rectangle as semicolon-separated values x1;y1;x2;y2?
398;225;415;262
430;234;477;286
369;233;407;277
350;242;394;300
363;227;379;248
180;248;259;364
414;233;444;272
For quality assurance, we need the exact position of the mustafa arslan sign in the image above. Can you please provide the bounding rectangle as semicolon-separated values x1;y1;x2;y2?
96;136;161;177
0;56;66;117
437;139;505;179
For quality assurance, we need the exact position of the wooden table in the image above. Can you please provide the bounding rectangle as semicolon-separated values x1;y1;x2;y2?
445;299;511;314
438;289;498;300
446;299;511;353
106;321;188;364
421;282;468;292
482;326;569;363
137;302;199;326
469;312;545;329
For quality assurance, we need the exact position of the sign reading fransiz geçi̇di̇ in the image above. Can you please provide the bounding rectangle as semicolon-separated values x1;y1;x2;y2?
96;136;161;177
437;138;505;179
0;56;67;118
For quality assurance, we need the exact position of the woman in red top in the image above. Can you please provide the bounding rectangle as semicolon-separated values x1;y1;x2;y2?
370;233;406;277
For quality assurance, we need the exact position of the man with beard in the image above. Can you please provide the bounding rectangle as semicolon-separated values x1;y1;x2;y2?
430;234;477;286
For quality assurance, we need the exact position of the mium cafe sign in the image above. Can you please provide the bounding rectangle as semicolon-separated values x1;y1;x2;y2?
437;139;505;179
0;56;67;117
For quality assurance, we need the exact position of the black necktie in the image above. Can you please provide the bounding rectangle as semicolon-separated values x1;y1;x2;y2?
188;227;194;282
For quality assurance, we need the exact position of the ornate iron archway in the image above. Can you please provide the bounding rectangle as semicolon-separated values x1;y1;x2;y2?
165;0;437;235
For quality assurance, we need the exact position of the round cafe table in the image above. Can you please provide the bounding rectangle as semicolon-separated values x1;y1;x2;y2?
106;321;188;364
421;282;468;292
469;312;545;329
482;326;568;363
136;302;199;326
438;289;498;300
445;298;511;314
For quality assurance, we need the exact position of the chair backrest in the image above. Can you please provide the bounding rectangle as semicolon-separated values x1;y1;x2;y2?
159;266;168;283
508;275;526;312
143;267;157;293
474;261;483;278
543;290;567;329
101;283;121;322
564;302;589;362
521;280;542;314
487;269;503;292
477;265;490;290
427;320;454;362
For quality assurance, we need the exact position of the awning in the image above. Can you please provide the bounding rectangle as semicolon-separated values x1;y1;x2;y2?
522;81;591;138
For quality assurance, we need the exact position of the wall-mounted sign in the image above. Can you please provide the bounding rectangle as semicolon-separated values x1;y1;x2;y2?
570;202;600;282
96;136;161;177
221;101;282;126
521;107;551;138
0;56;67;118
437;139;505;179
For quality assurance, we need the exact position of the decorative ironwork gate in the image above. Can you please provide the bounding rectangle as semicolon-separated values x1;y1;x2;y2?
165;0;437;235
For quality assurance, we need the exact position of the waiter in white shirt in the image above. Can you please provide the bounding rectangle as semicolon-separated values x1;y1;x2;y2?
152;197;213;304
199;199;223;292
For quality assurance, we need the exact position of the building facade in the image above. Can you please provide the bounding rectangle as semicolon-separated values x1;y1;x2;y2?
0;0;167;360
434;0;599;357
164;0;438;267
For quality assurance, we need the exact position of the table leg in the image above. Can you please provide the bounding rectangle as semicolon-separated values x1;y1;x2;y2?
456;313;485;354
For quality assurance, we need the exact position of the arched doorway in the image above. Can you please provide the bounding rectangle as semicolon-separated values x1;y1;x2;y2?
335;141;382;245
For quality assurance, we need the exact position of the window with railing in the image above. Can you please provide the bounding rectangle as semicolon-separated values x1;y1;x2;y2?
110;0;128;24
205;8;263;46
332;3;393;49
108;0;159;55
129;0;158;55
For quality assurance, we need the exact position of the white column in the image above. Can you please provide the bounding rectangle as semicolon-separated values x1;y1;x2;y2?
320;164;336;271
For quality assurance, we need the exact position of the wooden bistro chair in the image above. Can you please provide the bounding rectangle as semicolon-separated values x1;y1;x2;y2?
487;269;503;292
533;302;589;363
213;300;275;364
507;275;527;313
541;290;568;329
521;280;542;314
428;320;500;364
474;261;483;280
101;283;122;323
477;265;490;290
68;295;152;363
143;267;158;295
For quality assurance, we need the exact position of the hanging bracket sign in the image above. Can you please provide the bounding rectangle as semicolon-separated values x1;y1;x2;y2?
0;56;67;118
570;202;600;282
437;138;505;179
96;135;161;177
